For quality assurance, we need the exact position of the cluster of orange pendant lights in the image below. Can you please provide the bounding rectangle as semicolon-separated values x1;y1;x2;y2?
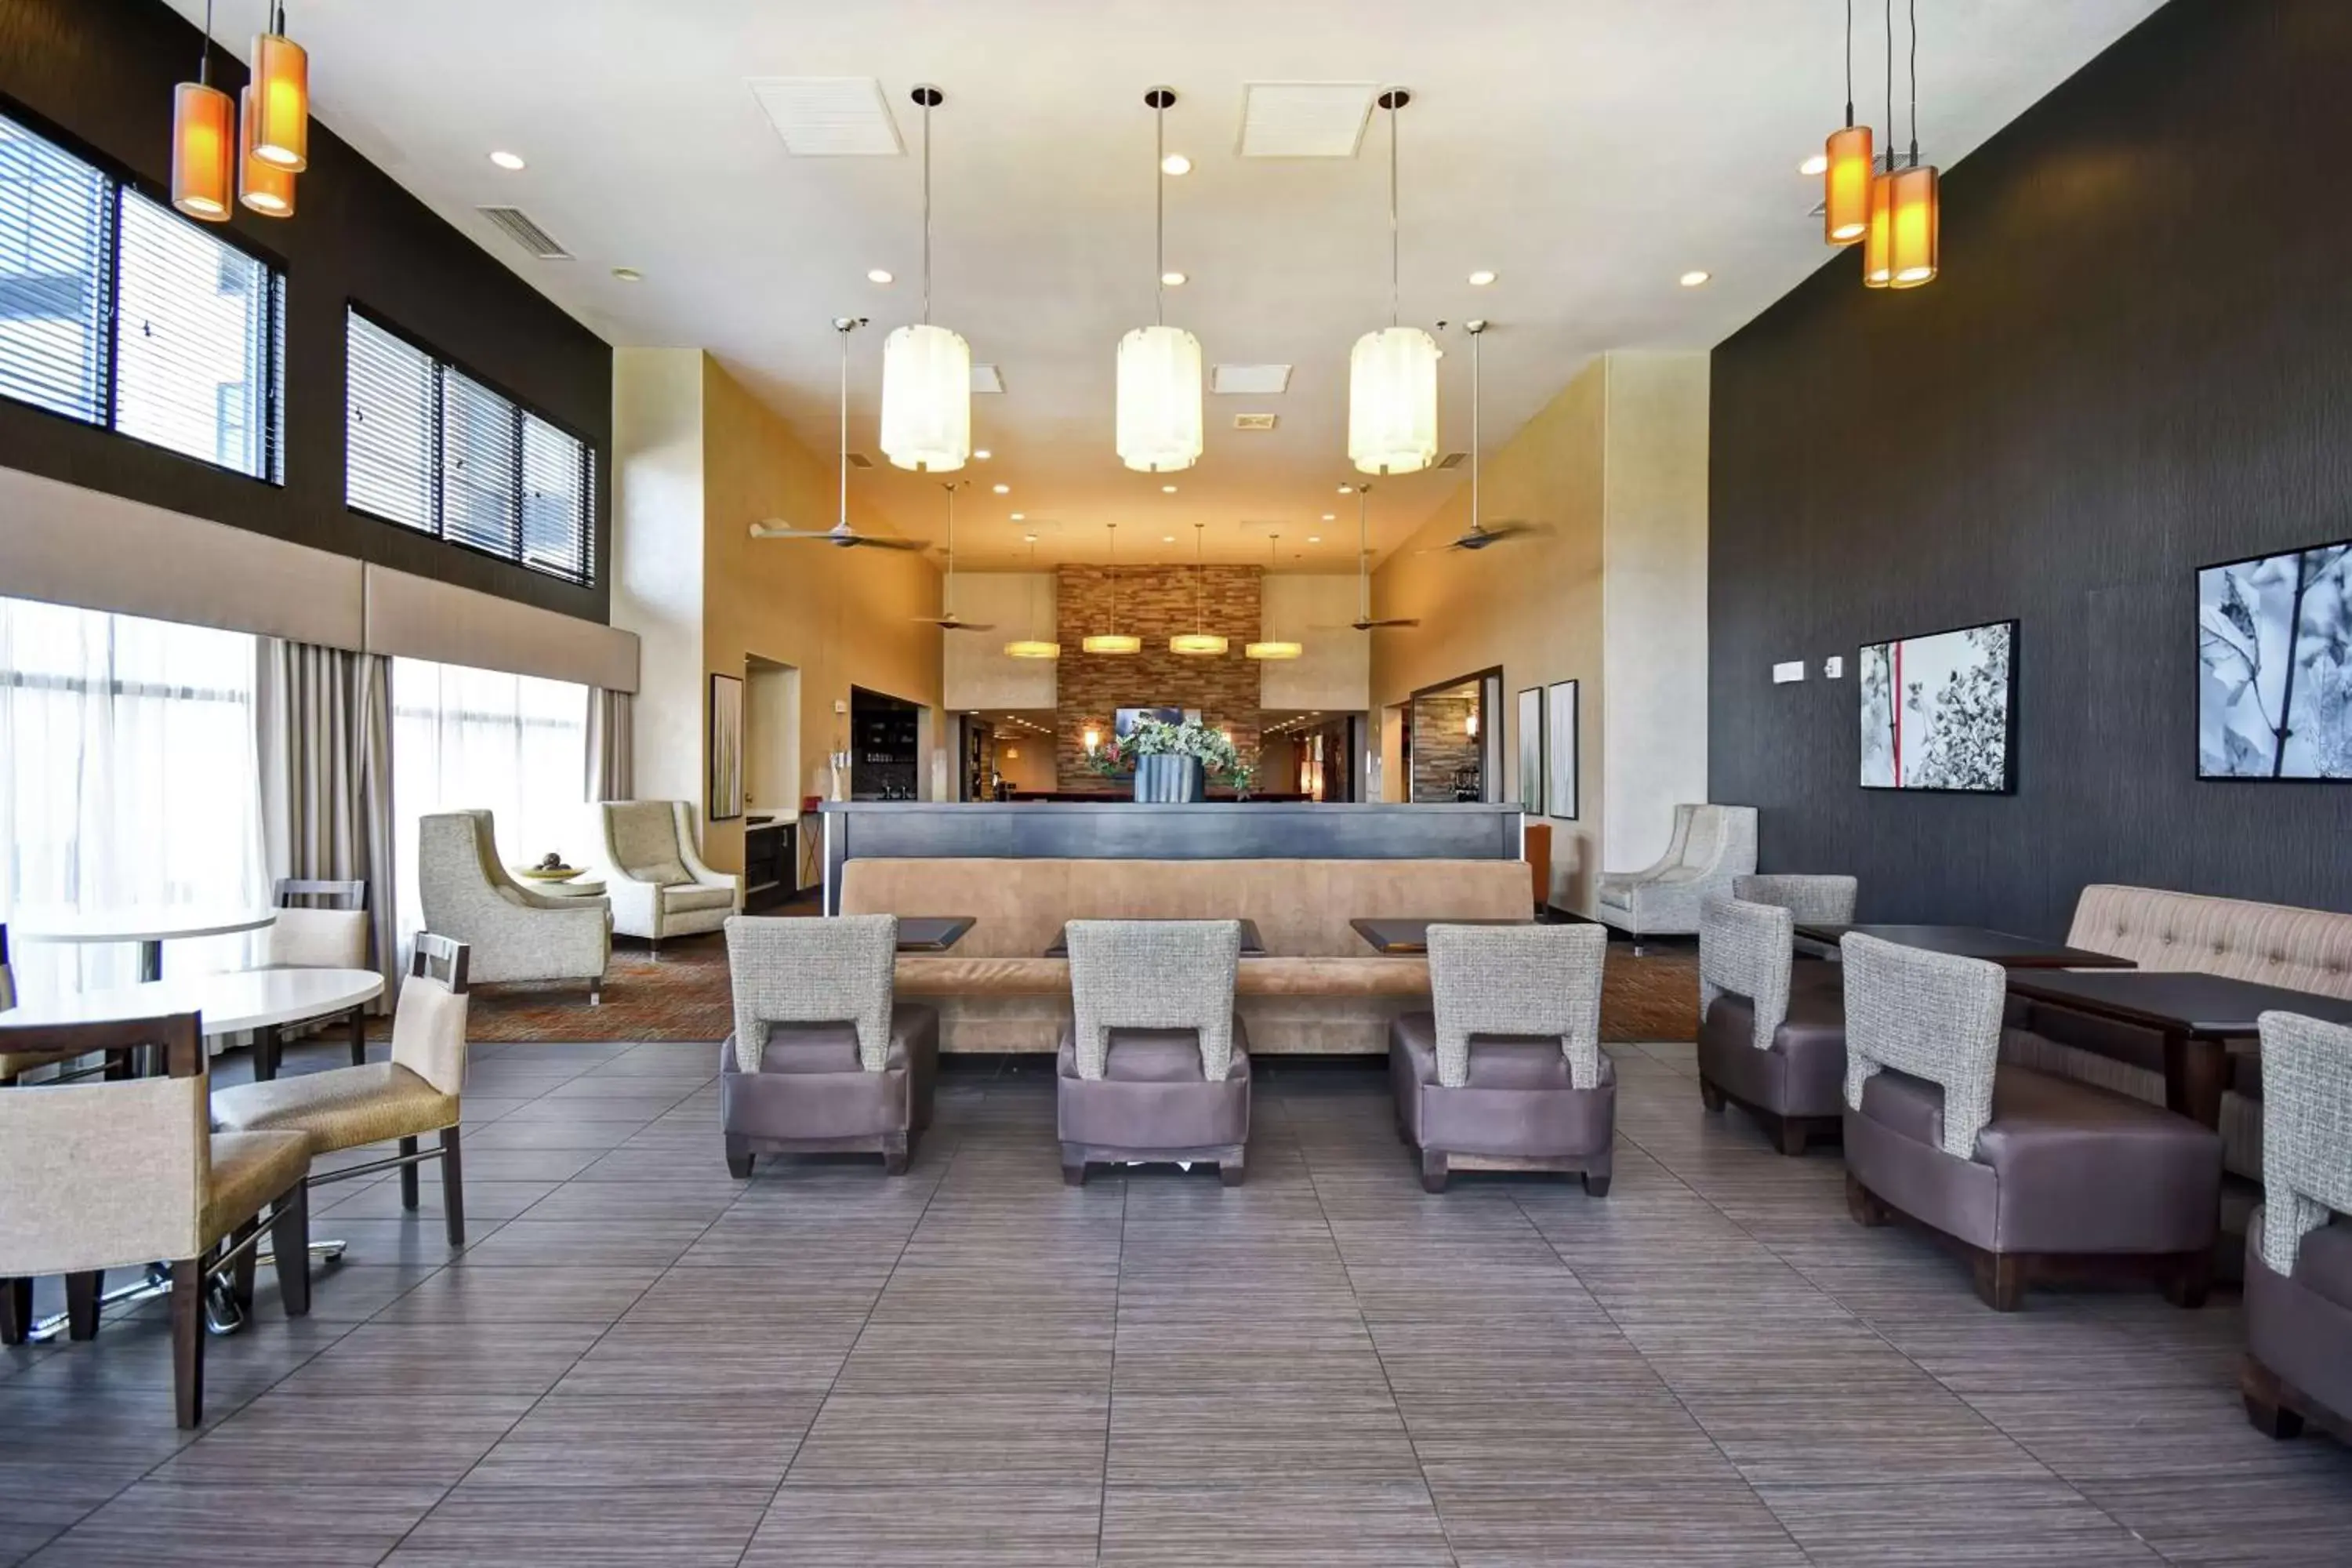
1822;0;1937;289
171;1;308;224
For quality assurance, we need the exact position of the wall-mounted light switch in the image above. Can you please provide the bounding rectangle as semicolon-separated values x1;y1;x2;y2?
1772;661;1806;684
1823;655;1844;679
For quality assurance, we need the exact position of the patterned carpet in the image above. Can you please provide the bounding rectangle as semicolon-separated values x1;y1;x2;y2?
396;931;1704;1045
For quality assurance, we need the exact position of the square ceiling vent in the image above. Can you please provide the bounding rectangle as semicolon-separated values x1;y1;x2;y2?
748;78;903;156
1210;363;1292;396
1238;83;1377;158
1232;413;1278;431
971;364;1006;394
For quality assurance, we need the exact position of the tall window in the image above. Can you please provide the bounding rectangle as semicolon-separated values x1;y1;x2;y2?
348;309;596;585
390;657;589;942
0;112;285;482
0;597;267;998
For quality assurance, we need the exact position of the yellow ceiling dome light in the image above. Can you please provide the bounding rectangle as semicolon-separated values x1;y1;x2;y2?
1246;533;1302;661
1082;523;1143;655
1347;89;1437;477
1170;523;1229;656
1004;536;1062;659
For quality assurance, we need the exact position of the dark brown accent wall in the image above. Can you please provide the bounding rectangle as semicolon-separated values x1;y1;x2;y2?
1710;0;2352;936
1054;564;1262;789
0;0;612;621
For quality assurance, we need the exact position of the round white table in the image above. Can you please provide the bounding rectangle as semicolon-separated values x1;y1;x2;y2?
2;967;383;1080
10;908;278;983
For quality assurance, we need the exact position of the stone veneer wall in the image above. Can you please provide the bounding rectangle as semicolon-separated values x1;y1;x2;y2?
1410;691;1481;801
1054;564;1263;788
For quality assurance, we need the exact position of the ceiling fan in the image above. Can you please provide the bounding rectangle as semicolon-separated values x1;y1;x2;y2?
913;481;993;631
1349;484;1419;631
1421;320;1543;554
747;317;925;550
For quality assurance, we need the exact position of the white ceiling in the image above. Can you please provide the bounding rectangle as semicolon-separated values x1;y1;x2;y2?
175;0;2162;566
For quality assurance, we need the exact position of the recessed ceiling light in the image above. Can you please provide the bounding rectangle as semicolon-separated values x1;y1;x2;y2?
1321;513;1336;521
1467;269;1497;287
1680;270;1711;288
993;483;1010;495
866;267;894;284
488;150;526;171
1161;153;1192;176
1160;484;1178;494
1799;153;1830;176
1160;270;1188;287
1337;485;1353;495
1162;535;1175;543
610;267;643;283
1009;512;1025;521
1308;535;1322;543
974;448;992;460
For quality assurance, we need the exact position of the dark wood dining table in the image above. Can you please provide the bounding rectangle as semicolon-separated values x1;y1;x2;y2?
1350;916;1535;955
1044;919;1266;958
895;917;976;953
2005;968;2352;1130
1794;924;2137;970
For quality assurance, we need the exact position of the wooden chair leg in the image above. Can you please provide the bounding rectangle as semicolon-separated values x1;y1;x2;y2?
1219;1148;1246;1188
1421;1149;1450;1193
1776;1117;1811;1157
724;1134;753;1179
1698;1077;1726;1113
880;1132;909;1177
438;1127;466;1247
270;1185;310;1318
1973;1250;2026;1312
398;1135;420;1209
227;1220;258;1318
0;1277;30;1345
255;1025;281;1083
2162;1249;2213;1310
1061;1148;1087;1188
2242;1357;2307;1440
1583;1171;1612;1197
348;1006;367;1066
1845;1172;1889;1227
65;1270;103;1341
169;1256;205;1429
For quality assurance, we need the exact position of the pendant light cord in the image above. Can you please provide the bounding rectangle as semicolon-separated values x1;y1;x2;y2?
1386;93;1401;329
1884;0;1894;176
921;96;933;325
836;321;851;527
1842;0;1854;126
199;0;213;82
942;481;958;611
1154;97;1167;327
1107;524;1121;632
1907;0;1920;166
1469;328;1482;532
1193;523;1207;634
1357;487;1372;619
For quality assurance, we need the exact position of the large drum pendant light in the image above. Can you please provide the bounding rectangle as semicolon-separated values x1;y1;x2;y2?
1348;89;1437;477
171;2;234;223
1116;88;1203;474
1170;523;1229;656
238;86;296;217
1887;0;1940;289
1821;0;1872;244
881;86;971;473
250;2;308;171
1082;524;1142;655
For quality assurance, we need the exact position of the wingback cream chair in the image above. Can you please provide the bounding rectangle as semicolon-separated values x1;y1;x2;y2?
417;810;609;1003
0;1014;312;1427
213;935;473;1246
591;800;741;949
1595;804;1759;943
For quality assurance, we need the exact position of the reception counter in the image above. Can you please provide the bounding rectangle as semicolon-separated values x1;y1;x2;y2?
819;800;1524;913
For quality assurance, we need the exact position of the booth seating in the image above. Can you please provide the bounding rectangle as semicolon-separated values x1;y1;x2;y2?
840;858;1530;1055
2241;1011;2352;1445
1697;894;1848;1154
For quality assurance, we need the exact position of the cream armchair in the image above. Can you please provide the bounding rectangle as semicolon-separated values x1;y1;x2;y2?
590;800;741;949
416;811;610;1003
1595;804;1758;943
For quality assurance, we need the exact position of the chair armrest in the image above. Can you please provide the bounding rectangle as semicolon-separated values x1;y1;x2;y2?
606;880;661;931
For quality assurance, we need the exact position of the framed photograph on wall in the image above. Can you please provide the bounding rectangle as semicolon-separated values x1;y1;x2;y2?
1515;686;1544;815
709;672;745;821
1857;619;2017;793
1545;680;1579;819
2198;537;2352;779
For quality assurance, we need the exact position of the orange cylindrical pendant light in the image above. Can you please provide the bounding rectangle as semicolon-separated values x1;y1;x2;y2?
251;15;309;171
1887;163;1939;288
1861;170;1894;289
172;81;235;222
1824;124;1873;245
238;86;296;217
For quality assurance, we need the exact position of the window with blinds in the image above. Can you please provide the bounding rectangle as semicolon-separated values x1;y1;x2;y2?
0;111;284;482
345;307;593;586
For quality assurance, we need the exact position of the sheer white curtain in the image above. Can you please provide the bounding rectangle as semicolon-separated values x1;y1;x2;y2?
390;657;590;944
0;596;267;999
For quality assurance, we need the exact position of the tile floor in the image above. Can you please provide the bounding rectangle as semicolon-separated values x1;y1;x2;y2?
3;1036;2348;1566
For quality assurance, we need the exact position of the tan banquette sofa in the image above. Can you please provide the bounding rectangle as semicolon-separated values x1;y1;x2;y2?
839;858;1532;1054
2005;884;2352;1185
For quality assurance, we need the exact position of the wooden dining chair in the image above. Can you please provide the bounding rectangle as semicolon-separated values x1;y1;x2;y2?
263;878;372;1066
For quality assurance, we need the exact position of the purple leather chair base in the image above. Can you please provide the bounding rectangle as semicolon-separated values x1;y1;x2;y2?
1696;966;1848;1156
2242;1218;2352;1444
1056;1025;1251;1186
1389;1014;1617;1196
720;1006;939;1177
1843;1063;2221;1312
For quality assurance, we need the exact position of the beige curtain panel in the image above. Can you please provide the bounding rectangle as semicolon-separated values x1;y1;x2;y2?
587;687;634;804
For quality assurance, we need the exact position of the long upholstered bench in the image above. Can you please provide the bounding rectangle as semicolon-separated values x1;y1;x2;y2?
838;857;1532;1054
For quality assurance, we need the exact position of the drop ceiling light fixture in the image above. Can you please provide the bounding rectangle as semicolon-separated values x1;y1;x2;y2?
1171;522;1229;656
1822;0;1873;245
1247;534;1303;661
1004;536;1062;659
880;86;971;471
1348;89;1438;477
1886;0;1940;288
171;0;234;222
1083;524;1142;655
1116;87;1204;474
250;1;307;170
238;84;295;216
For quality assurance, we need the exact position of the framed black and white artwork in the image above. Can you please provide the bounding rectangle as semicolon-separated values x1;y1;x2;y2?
1515;686;1544;815
1545;680;1579;819
2199;538;2352;779
1857;620;2016;793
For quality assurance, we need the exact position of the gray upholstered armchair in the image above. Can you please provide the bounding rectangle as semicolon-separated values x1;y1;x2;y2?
2241;1011;2352;1443
1732;874;1858;926
720;914;938;1177
590;800;740;949
1839;934;2221;1312
1595;804;1757;942
416;811;610;1004
1390;923;1615;1194
1058;920;1250;1187
1697;895;1848;1154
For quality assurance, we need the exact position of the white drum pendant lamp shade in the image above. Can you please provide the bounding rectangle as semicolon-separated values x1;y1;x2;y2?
1348;325;1439;476
1116;325;1203;473
880;323;971;472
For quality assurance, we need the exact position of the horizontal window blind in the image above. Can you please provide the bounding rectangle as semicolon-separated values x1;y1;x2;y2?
0;118;107;423
344;307;593;586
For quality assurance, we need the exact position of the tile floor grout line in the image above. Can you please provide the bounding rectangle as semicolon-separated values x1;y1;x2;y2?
1096;1140;1129;1563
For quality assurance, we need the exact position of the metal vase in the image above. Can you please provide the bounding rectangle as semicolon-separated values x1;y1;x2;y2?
1132;753;1207;803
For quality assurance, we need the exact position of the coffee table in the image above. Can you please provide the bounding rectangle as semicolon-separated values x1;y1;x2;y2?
1351;916;1534;955
1794;924;2137;970
1045;919;1265;958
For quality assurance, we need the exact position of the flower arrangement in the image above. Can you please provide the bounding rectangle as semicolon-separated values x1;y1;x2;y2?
1084;715;1254;793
